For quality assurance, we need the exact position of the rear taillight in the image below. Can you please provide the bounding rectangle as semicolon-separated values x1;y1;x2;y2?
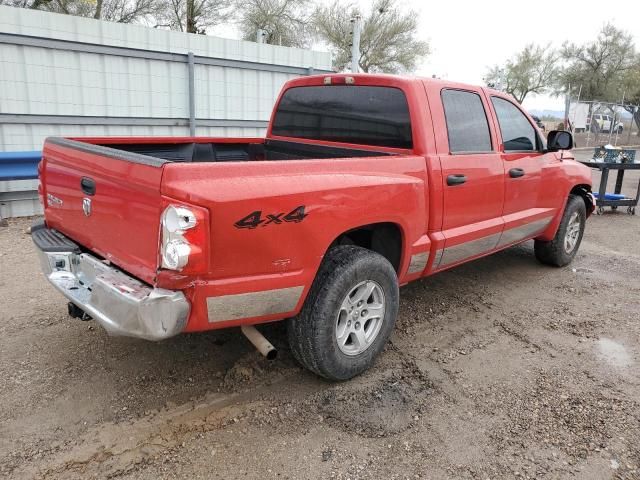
160;204;208;273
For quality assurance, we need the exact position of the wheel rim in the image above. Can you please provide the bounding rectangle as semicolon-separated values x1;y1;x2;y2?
564;212;582;253
335;280;386;356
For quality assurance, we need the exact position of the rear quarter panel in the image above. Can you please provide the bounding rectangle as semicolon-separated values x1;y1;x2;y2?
160;155;428;332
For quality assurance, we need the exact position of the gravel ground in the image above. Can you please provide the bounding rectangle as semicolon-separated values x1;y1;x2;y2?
1;158;639;480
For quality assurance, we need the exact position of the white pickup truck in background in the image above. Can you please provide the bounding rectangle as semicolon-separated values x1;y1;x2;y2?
569;103;624;134
587;114;624;134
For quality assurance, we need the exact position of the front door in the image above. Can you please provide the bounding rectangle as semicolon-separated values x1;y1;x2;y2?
435;88;505;269
488;96;556;247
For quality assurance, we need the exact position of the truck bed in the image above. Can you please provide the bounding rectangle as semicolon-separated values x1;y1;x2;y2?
85;138;394;163
40;135;399;286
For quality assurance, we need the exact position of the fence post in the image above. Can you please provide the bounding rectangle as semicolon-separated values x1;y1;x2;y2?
187;51;196;137
627;106;636;145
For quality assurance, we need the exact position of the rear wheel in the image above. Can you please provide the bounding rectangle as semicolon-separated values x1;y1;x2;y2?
534;195;586;267
288;246;399;380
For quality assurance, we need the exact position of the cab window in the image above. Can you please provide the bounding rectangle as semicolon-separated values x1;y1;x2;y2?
271;85;413;149
441;89;492;153
491;97;538;151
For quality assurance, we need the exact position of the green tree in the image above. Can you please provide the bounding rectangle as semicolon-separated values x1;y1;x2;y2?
154;0;233;33
559;23;635;100
235;0;312;47
485;44;558;104
3;0;161;23
559;23;639;132
620;61;640;132
313;0;429;73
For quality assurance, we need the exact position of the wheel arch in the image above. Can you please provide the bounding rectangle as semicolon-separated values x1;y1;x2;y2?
327;222;405;274
570;183;595;217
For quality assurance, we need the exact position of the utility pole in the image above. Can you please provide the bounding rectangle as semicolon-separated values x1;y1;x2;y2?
350;15;361;73
564;84;571;130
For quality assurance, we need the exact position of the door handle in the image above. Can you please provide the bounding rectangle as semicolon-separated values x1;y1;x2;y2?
446;174;467;186
509;168;525;178
80;177;96;196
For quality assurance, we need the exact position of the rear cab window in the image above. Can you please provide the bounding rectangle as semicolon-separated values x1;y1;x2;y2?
491;97;539;151
271;85;413;149
441;89;493;153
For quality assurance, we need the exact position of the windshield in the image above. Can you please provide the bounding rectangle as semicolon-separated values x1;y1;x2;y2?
271;85;413;149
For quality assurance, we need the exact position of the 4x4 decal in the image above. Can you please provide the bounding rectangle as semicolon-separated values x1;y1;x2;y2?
234;206;308;229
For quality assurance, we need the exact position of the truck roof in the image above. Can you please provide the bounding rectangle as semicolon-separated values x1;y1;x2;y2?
285;73;506;98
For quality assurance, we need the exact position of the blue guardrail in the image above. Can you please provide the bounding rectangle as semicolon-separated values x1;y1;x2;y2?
0;151;42;181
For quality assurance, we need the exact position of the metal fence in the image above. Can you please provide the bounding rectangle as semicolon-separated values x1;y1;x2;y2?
567;99;640;149
0;6;332;218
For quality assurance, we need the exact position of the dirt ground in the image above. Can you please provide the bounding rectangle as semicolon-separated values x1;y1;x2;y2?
1;154;639;480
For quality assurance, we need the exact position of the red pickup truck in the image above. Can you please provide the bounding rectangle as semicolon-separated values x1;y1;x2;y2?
33;74;594;380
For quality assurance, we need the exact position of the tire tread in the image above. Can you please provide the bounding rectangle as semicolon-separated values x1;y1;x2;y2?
288;245;398;380
534;194;586;267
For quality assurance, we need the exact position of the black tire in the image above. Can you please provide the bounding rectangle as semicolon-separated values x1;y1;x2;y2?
534;194;586;267
288;245;399;381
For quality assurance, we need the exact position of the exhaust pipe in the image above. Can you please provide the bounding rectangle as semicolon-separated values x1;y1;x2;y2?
241;325;277;360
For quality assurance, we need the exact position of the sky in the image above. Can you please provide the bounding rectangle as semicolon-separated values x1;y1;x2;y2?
215;0;640;112
406;0;640;111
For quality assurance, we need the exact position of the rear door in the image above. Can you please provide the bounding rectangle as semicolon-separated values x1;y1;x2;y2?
431;88;505;269
488;95;556;247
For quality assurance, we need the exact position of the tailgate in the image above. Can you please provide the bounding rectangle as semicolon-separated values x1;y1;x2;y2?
41;138;166;285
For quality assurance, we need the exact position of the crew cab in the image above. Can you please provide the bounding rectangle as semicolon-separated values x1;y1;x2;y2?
33;74;594;380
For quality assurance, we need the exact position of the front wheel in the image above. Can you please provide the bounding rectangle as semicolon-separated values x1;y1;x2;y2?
288;246;399;380
534;194;586;267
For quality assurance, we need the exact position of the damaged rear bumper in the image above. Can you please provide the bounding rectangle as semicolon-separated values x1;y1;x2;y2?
32;222;189;341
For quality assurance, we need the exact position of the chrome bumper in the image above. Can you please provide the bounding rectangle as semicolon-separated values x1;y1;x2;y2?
36;243;189;341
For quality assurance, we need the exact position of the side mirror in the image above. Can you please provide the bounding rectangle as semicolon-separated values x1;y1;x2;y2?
547;130;573;151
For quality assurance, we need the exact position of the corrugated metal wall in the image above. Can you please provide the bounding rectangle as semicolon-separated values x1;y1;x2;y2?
0;6;331;218
0;6;332;151
0;179;39;219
